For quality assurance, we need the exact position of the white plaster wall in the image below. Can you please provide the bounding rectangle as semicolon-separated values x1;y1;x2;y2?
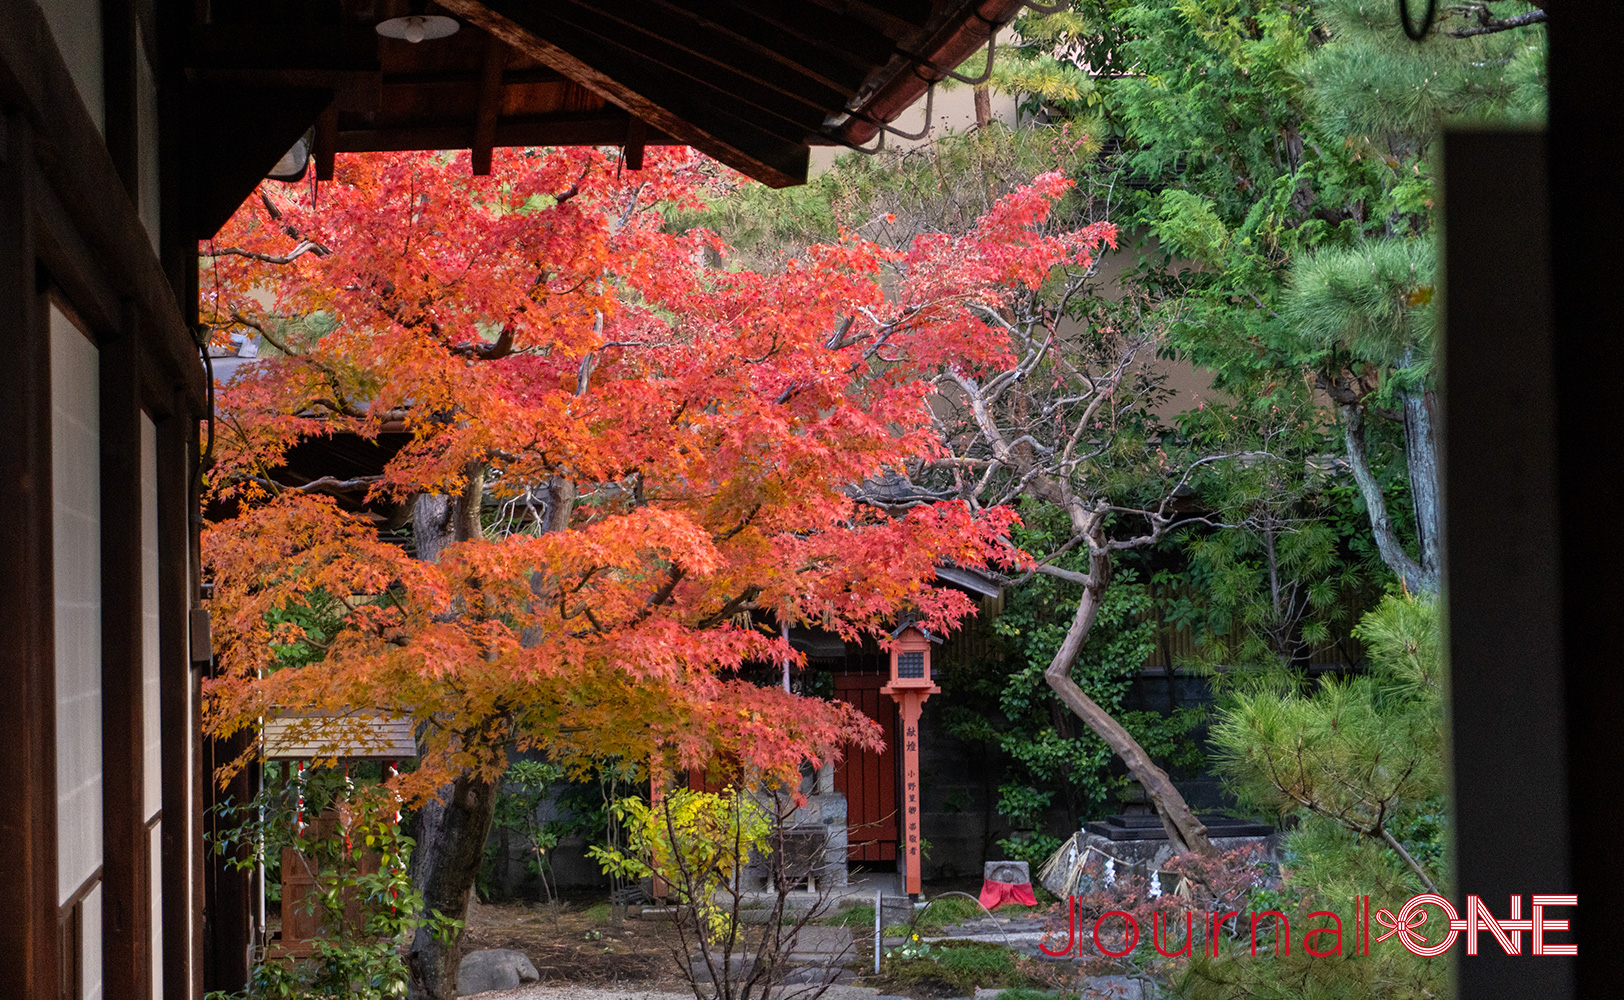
149;823;163;1000
52;306;103;905
137;25;161;250
142;414;161;819
37;0;105;134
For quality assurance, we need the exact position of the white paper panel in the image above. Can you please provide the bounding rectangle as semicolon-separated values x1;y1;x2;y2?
150;822;163;1000
142;414;161;819
52;307;103;903
82;882;103;1000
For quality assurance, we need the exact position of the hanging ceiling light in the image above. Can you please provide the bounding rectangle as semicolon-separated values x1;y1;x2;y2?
375;14;459;44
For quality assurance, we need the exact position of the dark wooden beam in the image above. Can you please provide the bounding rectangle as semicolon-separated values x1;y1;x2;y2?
0;106;62;1000
32;175;124;336
102;304;152;1000
188;66;381;112
336;113;678;154
186;23;380;74
439;0;810;188
470;35;508;176
382;67;566;88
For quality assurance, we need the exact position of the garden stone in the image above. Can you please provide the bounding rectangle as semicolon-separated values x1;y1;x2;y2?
456;948;539;996
1082;975;1148;999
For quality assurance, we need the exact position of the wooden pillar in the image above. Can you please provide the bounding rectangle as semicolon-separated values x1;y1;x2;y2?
1548;4;1624;994
203;732;255;991
102;303;151;998
0;107;63;1000
1441;128;1566;1000
1443;9;1624;998
157;404;196;1000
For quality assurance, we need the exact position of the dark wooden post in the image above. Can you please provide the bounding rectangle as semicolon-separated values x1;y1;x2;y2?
157;403;198;1000
1548;4;1624;994
1444;9;1624;998
0;107;63;1000
102;302;152;998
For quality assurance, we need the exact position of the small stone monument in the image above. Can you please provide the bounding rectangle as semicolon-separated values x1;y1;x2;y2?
984;860;1030;885
979;859;1037;908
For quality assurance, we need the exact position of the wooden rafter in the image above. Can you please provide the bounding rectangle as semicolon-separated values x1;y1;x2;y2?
437;0;811;187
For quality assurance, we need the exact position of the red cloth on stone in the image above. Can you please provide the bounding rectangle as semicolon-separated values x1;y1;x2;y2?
978;879;1038;909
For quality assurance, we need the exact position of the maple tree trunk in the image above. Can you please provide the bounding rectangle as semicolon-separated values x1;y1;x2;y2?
1044;546;1215;855
406;771;500;1000
407;480;498;1000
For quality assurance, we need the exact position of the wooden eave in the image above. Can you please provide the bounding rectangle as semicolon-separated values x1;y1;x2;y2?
186;0;1035;237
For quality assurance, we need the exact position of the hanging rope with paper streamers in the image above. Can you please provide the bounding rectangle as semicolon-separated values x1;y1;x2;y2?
342;764;355;857
294;761;306;834
386;761;403;914
1037;830;1191;902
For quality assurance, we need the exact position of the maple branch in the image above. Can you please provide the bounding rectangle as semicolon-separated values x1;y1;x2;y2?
825;315;858;350
205;241;331;265
450;325;514;361
693;587;762;631
554;163;593;206
644;565;686;612
247;474;384;496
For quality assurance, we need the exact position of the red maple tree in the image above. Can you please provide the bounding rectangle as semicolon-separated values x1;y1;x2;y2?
200;146;1112;995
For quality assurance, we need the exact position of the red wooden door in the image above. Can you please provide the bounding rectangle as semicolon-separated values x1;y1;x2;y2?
833;674;898;861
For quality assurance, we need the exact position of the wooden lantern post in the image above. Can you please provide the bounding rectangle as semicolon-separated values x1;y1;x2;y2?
882;622;941;898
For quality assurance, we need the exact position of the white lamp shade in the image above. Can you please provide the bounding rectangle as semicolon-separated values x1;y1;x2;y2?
375;14;459;43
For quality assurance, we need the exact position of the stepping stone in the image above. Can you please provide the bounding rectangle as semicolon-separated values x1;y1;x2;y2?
788;925;856;965
689;953;756;983
782;966;858;985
